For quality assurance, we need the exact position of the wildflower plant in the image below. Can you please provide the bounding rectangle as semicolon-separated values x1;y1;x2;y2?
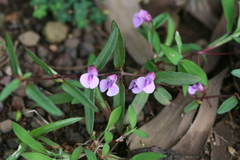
1;0;240;159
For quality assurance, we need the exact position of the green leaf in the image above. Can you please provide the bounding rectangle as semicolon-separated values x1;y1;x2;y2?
102;143;110;156
175;31;182;53
84;149;97;160
104;131;113;143
217;96;238;114
179;43;202;52
111;20;125;68
236;2;240;32
133;129;149;138
113;82;125;133
130;152;166;160
184;100;200;113
105;106;122;131
178;59;208;86
231;69;240;78
155;71;201;85
152;31;161;53
130;92;149;116
165;17;175;46
71;147;83;160
21;152;52;160
62;81;98;112
161;44;183;65
143;60;158;72
31;117;82;137
127;105;137;129
5;33;22;75
0;78;21;101
48;92;73;104
87;53;97;66
36;136;60;148
92;28;118;71
6;142;28;160
154;87;172;105
25;84;63;116
12;122;46;153
221;0;235;32
153;13;169;29
25;48;58;76
84;88;95;134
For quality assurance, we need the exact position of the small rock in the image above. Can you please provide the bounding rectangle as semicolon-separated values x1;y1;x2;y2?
3;149;15;159
43;21;68;43
65;129;84;145
25;101;36;109
13;85;26;97
72;28;81;38
66;48;77;59
65;38;80;49
24;53;34;63
95;113;105;123
7;112;16;120
83;33;95;43
0;13;5;30
22;109;34;118
4;66;12;75
0;102;3;112
30;119;42;129
0;119;12;133
37;46;49;59
79;42;95;58
0;76;11;86
11;96;24;110
35;107;46;117
49;44;58;52
18;30;40;47
54;53;73;67
6;138;18;149
40;75;55;88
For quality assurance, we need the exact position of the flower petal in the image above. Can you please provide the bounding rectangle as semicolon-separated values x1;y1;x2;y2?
129;79;137;89
80;73;90;88
188;86;197;94
108;74;118;83
89;75;99;89
99;79;109;92
107;83;119;97
132;87;142;94
139;9;152;22
197;83;204;92
88;65;98;76
133;14;143;28
136;77;146;89
146;72;156;81
143;82;155;94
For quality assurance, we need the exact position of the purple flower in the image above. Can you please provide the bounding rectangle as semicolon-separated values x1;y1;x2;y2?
133;9;153;28
80;65;99;89
100;74;119;97
188;83;204;95
129;72;156;94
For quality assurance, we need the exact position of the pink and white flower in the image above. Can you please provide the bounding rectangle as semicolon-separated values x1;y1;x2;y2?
133;9;152;28
79;65;99;89
188;83;204;94
100;74;119;97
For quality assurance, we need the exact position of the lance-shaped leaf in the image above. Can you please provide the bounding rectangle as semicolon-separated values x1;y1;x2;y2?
84;88;95;134
62;81;98;112
47;92;74;104
25;48;58;76
111;20;125;69
12;122;46;153
127;105;137;129
221;0;234;32
231;69;240;78
21;153;52;160
165;17;175;46
84;149;97;160
154;87;172;105
104;131;113;143
36;136;60;148
7;142;28;160
153;12;169;29
105;106;122;131
155;71;201;85
71;147;83;160
184;100;200;113
0;78;21;101
217;96;238;114
133;129;149;138
129;92;149;117
161;44;183;65
92;28;118;71
5;33;22;75
175;31;182;53
178;59;208;86
30;117;82;137
130;152;166;160
26;84;63;116
102;143;110;156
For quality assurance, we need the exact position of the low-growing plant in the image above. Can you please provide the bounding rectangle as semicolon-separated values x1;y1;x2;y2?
1;0;240;159
30;0;107;29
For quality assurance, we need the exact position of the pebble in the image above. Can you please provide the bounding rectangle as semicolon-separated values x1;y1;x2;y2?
0;102;3;112
30;119;42;129
43;21;68;43
0;75;11;86
79;42;95;58
37;46;49;59
24;53;33;63
0;135;2;143
6;138;18;149
22;109;34;118
0;119;12;133
11;96;24;110
13;85;26;97
40;75;55;88
65;38;80;49
3;149;15;159
25;101;36;109
18;30;40;47
65;129;84;145
0;13;4;30
4;66;12;75
66;47;77;59
7;111;16;120
72;28;81;38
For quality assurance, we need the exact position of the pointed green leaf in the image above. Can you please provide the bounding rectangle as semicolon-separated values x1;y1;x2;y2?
48;92;74;104
71;147;83;160
130;152;166;160
154;87;172;105
152;31;161;53
102;143;110;156
21;152;52;160
0;78;21;101
161;44;183;65
36;136;60;148
84;88;95;134
221;0;235;32
127;105;137;129
92;28;118;71
87;53;97;66
165;17;175;46
184;100;200;113
5;33;22;75
217;96;238;114
105;106;122;131
155;71;201;85
62;81;98;112
133;129;149;138
143;60;158;72
84;149;97;160
6;142;28;160
153;12;169;29
178;59;208;86
231;69;240;78
12;122;46;153
104;131;113;143
31;117;82;137
130;92;149;116
175;31;182;53
111;20;125;68
25;84;63;116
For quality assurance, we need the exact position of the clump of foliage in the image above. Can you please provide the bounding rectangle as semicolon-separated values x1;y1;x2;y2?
30;0;107;29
